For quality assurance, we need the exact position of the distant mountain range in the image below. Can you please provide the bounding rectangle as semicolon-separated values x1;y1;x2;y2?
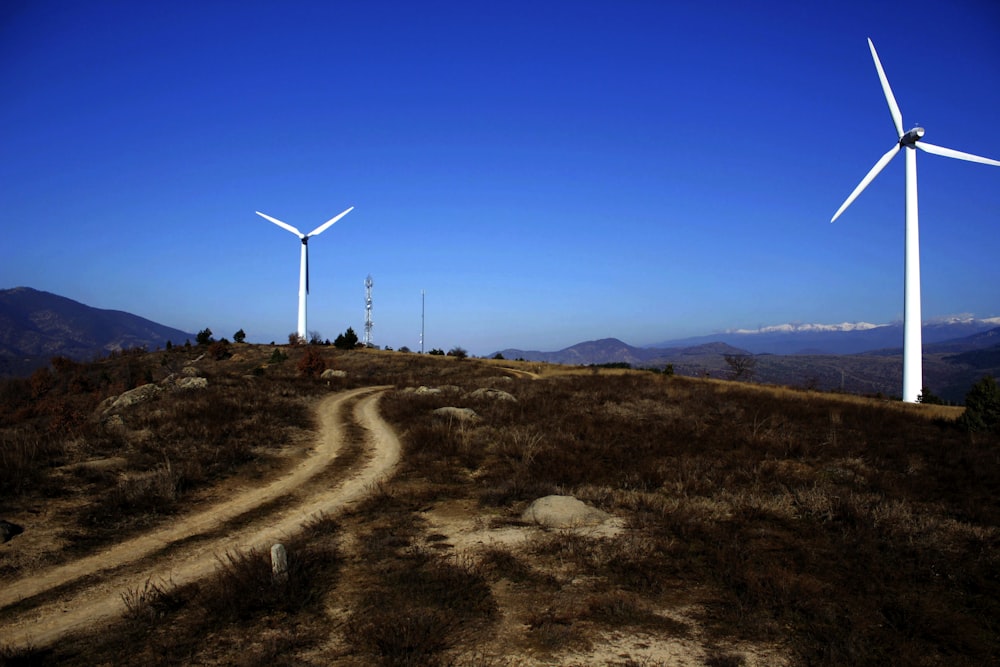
496;320;1000;403
3;286;997;403
0;287;194;376
650;318;1000;355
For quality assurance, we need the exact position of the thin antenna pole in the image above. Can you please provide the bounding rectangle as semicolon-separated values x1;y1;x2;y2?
420;289;425;354
364;275;374;348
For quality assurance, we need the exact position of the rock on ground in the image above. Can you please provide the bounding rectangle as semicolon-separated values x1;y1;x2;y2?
432;407;479;422
106;384;163;412
521;495;611;528
321;369;347;379
468;387;517;402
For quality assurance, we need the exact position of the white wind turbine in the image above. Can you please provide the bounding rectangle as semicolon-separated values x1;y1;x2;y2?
255;206;354;342
831;38;1000;403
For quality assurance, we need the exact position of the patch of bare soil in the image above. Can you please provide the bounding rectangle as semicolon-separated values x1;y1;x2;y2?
0;385;399;649
408;500;789;667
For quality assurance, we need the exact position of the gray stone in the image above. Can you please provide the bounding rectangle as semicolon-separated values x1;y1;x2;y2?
175;376;208;390
468;388;517;402
415;386;442;395
181;366;200;377
432;407;479;422
271;543;288;583
108;384;163;411
521;495;611;528
63;456;128;473
321;369;347;379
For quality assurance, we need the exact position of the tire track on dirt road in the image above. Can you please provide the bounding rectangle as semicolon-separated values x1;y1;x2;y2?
0;386;400;650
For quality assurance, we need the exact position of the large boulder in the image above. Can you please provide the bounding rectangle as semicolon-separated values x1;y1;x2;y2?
106;383;163;412
321;369;347;379
521;495;611;528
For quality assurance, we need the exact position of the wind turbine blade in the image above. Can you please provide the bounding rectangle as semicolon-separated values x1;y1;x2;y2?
868;38;904;139
307;206;354;238
916;142;1000;167
256;211;304;238
831;143;900;222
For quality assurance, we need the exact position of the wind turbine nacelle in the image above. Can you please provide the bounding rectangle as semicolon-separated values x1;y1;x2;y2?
900;127;925;147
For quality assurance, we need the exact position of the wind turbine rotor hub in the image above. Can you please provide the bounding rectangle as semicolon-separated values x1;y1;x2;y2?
900;127;925;147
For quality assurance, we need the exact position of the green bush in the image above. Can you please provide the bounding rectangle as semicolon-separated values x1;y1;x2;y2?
196;328;214;346
958;375;1000;433
917;386;945;404
333;327;359;350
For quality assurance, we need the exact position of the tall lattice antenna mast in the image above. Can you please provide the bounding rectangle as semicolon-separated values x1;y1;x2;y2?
363;275;373;347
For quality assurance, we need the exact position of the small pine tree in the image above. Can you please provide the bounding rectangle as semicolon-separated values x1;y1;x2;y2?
333;327;359;350
196;328;214;346
233;329;246;344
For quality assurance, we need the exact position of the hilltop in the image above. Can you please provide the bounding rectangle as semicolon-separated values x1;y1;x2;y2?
3;287;997;403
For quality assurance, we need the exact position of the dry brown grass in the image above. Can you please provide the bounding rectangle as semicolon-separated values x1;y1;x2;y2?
2;347;997;666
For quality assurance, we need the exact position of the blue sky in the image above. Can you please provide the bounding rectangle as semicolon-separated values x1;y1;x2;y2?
2;1;998;355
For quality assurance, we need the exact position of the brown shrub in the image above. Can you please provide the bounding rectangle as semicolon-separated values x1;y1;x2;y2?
296;346;326;377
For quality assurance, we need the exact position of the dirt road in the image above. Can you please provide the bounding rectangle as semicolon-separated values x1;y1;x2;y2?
0;386;400;649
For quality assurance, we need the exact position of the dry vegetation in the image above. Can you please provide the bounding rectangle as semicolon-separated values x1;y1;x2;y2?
2;346;998;666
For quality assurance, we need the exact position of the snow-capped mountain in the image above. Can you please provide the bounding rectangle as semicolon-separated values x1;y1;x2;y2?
651;317;1000;355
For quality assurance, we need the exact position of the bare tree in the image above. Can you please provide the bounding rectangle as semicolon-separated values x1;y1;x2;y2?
724;354;756;381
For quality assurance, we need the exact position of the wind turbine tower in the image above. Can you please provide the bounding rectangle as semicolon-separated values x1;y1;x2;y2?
830;39;1000;403
255;206;354;342
364;274;374;348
